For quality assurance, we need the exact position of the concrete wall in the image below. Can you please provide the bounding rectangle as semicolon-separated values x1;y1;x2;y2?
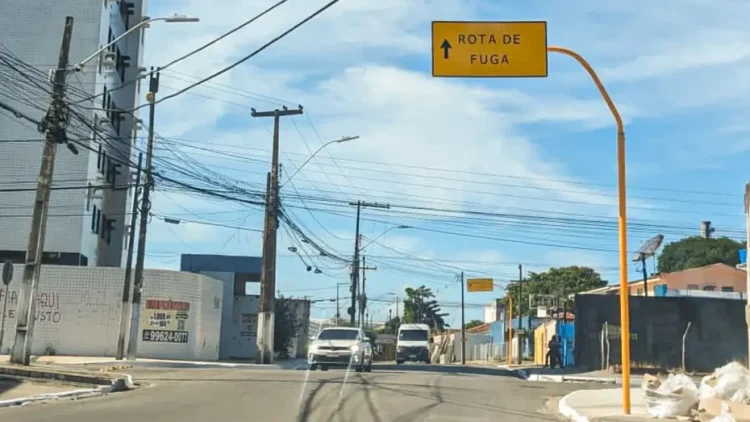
200;271;236;359
0;265;222;360
574;294;747;372
223;295;310;359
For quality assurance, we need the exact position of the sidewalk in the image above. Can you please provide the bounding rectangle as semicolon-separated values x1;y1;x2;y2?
1;377;71;400
559;387;651;421
0;355;307;370
0;359;132;408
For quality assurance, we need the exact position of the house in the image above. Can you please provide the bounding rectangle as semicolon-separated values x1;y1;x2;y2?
580;263;746;296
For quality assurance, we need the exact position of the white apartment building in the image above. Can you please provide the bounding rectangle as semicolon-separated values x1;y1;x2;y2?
0;0;146;267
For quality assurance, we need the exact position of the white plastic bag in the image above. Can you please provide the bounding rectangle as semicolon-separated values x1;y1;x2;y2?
711;402;737;422
700;362;750;403
643;373;700;418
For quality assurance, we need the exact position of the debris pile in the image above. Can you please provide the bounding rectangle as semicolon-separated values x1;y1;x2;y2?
641;362;750;421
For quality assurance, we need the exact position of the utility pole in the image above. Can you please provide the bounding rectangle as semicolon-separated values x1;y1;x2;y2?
518;263;524;363
336;283;340;326
252;105;303;364
350;202;361;327
11;17;74;365
359;255;377;328
639;254;648;298
127;68;160;361
116;152;143;360
348;201;389;326
460;272;465;365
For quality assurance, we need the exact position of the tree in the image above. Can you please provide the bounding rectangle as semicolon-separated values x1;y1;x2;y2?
402;286;448;331
657;236;743;273
464;320;484;330
274;296;300;358
505;266;607;317
380;316;401;334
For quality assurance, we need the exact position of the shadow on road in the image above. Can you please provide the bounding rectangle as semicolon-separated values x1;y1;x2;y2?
374;364;519;378
0;376;23;397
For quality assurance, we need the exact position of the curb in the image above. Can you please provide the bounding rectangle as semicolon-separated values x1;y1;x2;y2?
558;391;589;422
77;360;305;371
0;386;110;408
0;366;135;393
522;373;618;384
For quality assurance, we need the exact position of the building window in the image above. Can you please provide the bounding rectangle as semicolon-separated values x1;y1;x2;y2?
721;286;735;292
636;288;644;296
687;284;699;290
703;285;716;291
92;205;101;234
120;2;135;29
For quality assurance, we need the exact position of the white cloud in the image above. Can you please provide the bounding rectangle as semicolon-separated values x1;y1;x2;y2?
133;0;750;328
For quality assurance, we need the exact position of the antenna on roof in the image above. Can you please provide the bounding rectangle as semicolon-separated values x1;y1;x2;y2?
632;234;664;297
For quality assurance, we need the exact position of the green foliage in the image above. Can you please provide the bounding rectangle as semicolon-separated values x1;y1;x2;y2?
505;266;607;317
402;286;448;331
380;316;401;334
333;318;352;327
657;236;743;273
274;296;300;358
464;320;484;330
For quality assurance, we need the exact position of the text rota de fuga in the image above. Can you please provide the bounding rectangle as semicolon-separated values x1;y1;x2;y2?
458;32;521;66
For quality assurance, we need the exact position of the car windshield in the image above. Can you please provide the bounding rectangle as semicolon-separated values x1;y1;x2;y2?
399;330;429;341
318;329;359;340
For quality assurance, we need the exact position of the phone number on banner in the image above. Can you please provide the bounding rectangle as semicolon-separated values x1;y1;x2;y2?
142;329;189;343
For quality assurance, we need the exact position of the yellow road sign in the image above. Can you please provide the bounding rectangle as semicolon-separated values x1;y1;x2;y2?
431;21;548;78
467;278;494;292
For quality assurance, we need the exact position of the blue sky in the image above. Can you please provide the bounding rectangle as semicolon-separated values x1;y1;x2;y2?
140;0;750;326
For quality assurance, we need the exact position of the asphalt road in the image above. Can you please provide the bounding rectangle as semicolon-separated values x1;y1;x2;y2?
1;364;607;421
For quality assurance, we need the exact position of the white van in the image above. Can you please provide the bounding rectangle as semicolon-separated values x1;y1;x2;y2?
396;323;432;364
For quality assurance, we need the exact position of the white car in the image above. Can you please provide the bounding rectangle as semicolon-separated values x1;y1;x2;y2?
308;327;373;372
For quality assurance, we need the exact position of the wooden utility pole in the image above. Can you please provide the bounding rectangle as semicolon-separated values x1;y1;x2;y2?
116;153;143;360
359;255;377;327
252;106;303;364
11;17;74;365
348;201;389;327
460;272;465;365
127;69;160;361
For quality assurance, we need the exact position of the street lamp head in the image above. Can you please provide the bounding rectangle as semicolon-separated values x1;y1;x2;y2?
335;135;359;144
397;225;410;229
165;15;200;23
288;246;298;253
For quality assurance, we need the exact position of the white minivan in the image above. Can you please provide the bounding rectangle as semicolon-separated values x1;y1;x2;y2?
396;323;432;364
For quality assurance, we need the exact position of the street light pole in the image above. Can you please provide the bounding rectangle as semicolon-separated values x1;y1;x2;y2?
75;15;199;71
280;136;358;187
547;45;629;414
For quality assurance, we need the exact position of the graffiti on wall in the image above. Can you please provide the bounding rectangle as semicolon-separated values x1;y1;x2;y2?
0;290;62;323
141;299;190;343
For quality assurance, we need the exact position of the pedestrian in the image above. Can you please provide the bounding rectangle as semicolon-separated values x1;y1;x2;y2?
547;335;562;369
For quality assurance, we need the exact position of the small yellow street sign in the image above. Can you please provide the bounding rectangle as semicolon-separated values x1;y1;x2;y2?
467;278;494;292
431;21;548;78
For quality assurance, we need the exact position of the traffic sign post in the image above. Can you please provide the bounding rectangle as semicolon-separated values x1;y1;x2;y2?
2;261;12;286
0;261;12;352
431;21;548;78
467;278;493;292
430;20;630;412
